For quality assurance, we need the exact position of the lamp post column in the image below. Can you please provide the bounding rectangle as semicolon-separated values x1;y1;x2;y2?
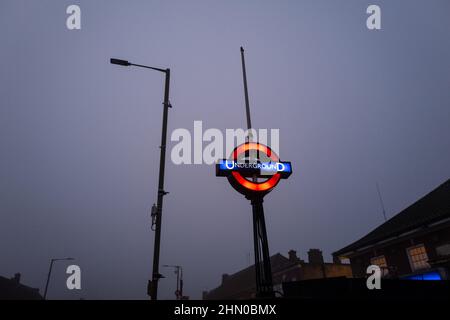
151;69;171;300
43;259;55;300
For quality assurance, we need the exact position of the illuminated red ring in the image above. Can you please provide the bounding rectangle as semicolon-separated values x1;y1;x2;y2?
231;143;281;192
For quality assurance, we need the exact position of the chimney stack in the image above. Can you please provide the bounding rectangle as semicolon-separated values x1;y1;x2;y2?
308;249;324;264
222;274;229;284
288;250;299;262
12;273;21;283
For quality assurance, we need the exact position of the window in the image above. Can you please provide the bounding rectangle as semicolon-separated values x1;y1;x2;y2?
407;244;430;272
370;255;389;276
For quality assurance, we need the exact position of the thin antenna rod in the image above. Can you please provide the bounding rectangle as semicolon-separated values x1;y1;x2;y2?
376;182;388;222
240;46;257;177
240;47;252;131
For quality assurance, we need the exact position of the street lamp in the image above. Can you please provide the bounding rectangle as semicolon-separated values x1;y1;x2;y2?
43;257;74;300
110;58;171;300
163;265;183;300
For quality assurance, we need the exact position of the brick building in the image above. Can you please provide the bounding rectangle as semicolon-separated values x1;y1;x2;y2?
333;179;450;280
203;249;352;300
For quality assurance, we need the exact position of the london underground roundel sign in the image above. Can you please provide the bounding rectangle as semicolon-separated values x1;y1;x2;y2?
216;142;292;198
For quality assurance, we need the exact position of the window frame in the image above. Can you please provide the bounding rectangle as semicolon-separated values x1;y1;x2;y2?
406;243;430;272
370;255;389;276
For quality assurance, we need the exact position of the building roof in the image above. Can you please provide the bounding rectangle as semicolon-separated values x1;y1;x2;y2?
334;179;450;257
0;275;43;300
204;253;294;300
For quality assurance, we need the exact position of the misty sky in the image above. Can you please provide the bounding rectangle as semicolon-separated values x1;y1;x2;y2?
1;0;450;299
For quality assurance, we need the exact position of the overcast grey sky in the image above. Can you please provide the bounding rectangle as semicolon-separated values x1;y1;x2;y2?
1;0;450;299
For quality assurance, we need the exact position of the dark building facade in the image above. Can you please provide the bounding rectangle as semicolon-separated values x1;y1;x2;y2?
333;179;450;280
203;249;352;300
0;273;43;300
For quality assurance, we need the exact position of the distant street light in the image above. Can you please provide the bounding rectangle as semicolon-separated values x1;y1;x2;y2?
110;57;171;300
163;265;183;300
43;257;74;300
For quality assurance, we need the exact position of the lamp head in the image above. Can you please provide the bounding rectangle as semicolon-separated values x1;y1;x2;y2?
110;58;130;66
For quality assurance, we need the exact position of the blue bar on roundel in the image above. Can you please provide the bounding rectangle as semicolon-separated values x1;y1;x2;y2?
216;160;292;178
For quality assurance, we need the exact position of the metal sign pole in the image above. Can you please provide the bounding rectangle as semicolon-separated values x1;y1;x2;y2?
240;47;274;298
